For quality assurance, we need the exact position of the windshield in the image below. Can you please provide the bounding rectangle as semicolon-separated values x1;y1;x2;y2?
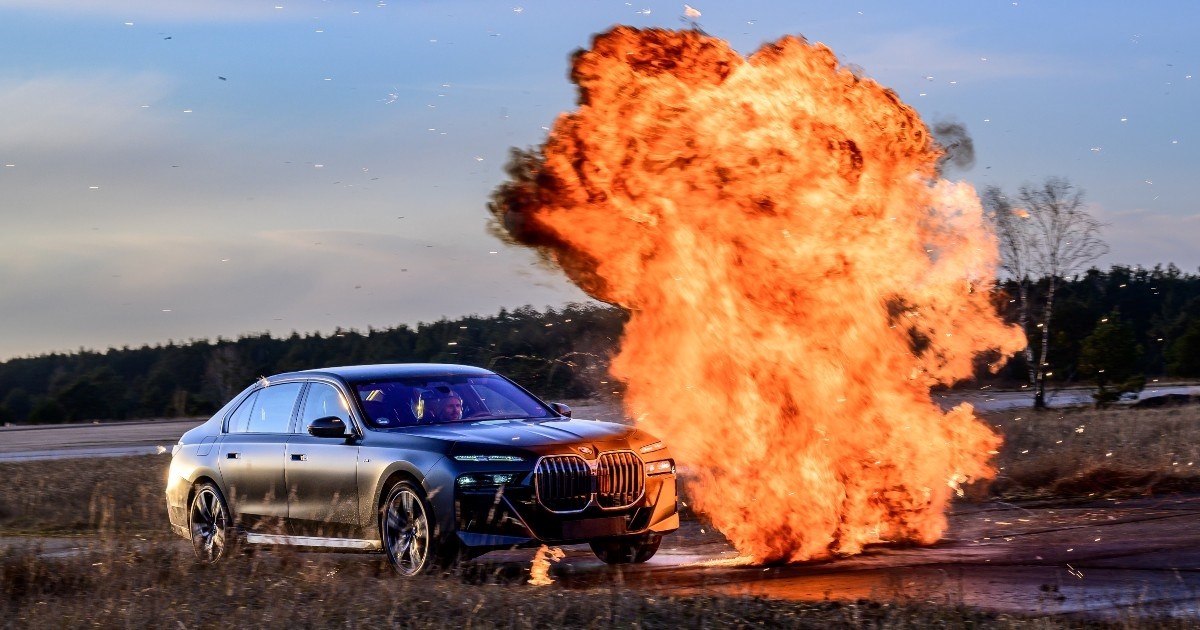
353;374;555;428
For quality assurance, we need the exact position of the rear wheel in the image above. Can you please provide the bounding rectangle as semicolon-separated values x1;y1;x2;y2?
189;482;233;564
381;481;446;576
589;534;661;564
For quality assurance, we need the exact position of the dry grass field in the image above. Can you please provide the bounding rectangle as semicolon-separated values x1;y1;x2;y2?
3;401;1200;628
988;403;1200;498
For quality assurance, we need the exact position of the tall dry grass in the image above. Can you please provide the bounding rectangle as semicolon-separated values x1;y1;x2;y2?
0;455;170;536
0;539;1062;629
986;403;1200;498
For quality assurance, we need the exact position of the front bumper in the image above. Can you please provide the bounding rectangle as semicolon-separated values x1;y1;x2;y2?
453;473;679;549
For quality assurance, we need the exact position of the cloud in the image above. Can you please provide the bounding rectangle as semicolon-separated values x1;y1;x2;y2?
843;29;1067;83
0;229;586;359
1092;206;1200;273
0;72;175;152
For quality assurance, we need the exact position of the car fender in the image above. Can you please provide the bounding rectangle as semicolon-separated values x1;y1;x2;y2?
362;454;450;538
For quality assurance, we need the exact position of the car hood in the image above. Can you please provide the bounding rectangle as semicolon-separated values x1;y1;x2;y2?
382;418;635;448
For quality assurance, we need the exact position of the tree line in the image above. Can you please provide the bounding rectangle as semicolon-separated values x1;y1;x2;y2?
1;263;1197;425
992;264;1200;396
0;304;626;425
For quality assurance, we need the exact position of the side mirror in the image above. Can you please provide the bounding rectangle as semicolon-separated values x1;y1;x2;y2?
548;402;572;418
308;415;349;438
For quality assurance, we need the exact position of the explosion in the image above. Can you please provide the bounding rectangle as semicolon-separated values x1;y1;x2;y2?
490;27;1024;562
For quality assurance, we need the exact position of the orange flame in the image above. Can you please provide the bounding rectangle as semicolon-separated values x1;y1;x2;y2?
528;545;565;586
491;27;1024;563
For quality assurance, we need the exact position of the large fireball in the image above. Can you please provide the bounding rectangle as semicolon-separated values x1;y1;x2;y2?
490;27;1025;562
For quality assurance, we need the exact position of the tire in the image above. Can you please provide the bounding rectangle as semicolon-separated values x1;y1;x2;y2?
589;534;661;565
189;482;234;564
380;481;444;576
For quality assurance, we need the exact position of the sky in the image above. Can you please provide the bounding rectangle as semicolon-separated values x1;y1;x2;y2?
0;1;1196;360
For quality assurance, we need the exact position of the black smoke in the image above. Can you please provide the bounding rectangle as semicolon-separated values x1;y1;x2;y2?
932;120;975;173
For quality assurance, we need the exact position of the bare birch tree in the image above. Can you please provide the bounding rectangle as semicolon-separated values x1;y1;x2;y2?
981;185;1037;387
985;177;1107;409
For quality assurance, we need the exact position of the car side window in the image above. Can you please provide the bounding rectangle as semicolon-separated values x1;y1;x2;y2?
246;382;304;434
300;382;351;431
226;391;260;433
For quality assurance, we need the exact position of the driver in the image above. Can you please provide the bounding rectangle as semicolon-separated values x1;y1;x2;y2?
423;390;464;422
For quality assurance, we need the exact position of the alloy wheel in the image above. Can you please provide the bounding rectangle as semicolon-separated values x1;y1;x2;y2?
189;483;230;564
383;484;431;576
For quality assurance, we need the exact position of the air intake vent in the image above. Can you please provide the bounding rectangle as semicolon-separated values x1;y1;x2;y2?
596;451;644;508
534;455;591;512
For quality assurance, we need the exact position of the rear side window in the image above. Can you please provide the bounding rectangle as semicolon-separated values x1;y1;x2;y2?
226;391;260;433
246;383;304;434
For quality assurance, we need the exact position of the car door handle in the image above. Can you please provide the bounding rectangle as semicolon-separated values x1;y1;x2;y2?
227;452;240;459
291;454;307;462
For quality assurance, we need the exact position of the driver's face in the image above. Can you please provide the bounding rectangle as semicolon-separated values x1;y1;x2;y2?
439;397;463;420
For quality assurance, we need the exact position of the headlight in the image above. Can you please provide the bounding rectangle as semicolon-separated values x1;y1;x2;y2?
645;459;674;476
638;441;666;454
453;454;526;462
456;472;519;487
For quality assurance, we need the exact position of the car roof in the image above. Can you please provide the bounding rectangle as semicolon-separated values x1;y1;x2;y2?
275;363;496;383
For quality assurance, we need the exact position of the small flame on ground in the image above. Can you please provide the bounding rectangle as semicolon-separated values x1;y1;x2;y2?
491;27;1024;563
528;545;565;586
691;555;758;568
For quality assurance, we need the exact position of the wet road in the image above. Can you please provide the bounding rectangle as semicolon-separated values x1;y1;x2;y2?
537;495;1200;619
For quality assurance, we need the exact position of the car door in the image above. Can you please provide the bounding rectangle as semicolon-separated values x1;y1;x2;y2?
217;381;303;532
286;380;363;539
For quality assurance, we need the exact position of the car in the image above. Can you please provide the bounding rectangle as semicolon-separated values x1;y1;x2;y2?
165;363;679;575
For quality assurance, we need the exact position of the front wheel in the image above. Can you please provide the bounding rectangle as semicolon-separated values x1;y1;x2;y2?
590;534;661;564
381;481;446;576
189;482;234;564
